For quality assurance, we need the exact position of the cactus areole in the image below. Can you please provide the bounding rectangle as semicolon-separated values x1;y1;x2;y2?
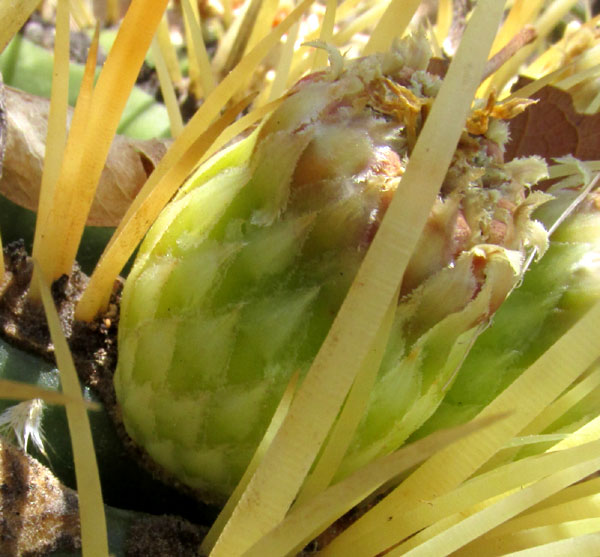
115;37;552;503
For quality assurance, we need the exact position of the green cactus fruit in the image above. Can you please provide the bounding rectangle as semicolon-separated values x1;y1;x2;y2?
115;37;554;503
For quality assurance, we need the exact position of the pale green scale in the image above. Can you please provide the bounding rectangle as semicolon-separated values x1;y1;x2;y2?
130;319;177;388
152;395;209;449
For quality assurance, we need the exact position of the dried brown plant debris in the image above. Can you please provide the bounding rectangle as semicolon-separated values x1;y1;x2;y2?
0;83;170;227
506;78;600;163
0;436;81;556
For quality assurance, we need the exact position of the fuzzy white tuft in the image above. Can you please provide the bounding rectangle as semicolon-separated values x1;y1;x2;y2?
0;398;47;456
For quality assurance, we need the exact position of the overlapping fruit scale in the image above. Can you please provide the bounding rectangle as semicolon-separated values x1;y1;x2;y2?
115;35;556;502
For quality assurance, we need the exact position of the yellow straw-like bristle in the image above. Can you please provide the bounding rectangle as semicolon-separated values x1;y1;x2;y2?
181;0;216;97
245;0;280;56
0;0;41;53
390;442;600;555
0;379;100;409
243;416;503;557
434;0;453;46
555;62;600;92
475;493;600;543
36;262;108;556
336;0;372;21
523;362;600;438
30;0;79;299
151;36;184;137
68;0;95;28
586;89;600;114
156;15;183;85
221;0;233;28
106;0;120;25
463;520;600;556
363;0;420;55
213;0;263;77
334;2;389;49
311;0;337;70
409;417;600;555
34;0;169;285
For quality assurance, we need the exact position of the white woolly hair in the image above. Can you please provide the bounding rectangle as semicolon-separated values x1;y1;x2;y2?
0;398;47;456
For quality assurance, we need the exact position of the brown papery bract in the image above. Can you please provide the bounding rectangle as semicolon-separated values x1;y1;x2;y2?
506;79;600;163
0;85;169;227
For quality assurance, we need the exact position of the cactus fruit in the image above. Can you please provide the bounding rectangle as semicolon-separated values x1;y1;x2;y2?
114;37;560;503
